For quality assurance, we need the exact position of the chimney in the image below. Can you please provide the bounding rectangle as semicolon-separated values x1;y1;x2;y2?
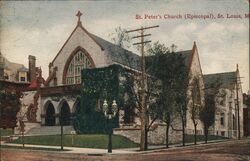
49;62;53;75
29;55;36;82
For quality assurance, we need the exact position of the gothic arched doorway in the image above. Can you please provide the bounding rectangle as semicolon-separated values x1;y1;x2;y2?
60;101;71;125
73;98;80;114
45;103;55;126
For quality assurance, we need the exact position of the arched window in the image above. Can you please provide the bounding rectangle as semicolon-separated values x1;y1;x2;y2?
65;50;92;85
4;72;9;80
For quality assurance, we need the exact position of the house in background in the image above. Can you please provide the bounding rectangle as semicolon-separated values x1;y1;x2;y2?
0;52;29;83
203;66;244;139
0;52;41;129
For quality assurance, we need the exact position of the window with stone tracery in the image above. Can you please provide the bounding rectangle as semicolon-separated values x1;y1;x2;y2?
65;50;92;85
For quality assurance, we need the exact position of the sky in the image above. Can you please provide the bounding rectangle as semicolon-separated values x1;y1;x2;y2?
0;0;249;92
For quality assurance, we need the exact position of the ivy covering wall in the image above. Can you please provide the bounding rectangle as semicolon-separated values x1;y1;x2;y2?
73;64;129;134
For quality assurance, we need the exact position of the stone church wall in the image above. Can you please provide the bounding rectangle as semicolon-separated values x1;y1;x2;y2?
18;90;37;122
185;48;205;135
40;95;79;125
15;90;39;134
210;86;244;138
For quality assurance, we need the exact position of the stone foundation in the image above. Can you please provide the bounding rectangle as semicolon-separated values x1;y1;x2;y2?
114;124;182;145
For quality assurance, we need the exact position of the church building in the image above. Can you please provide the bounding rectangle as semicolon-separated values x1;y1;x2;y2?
15;11;243;144
18;11;141;135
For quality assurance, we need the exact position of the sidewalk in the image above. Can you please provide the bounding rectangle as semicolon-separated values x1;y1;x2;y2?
1;138;238;155
1;142;137;154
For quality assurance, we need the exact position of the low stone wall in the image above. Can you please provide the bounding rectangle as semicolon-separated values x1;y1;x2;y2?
114;124;182;145
15;122;41;135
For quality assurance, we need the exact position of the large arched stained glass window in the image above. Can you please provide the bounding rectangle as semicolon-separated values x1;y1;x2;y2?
66;50;92;85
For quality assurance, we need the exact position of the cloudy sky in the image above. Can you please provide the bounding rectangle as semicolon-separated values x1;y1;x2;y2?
0;0;249;92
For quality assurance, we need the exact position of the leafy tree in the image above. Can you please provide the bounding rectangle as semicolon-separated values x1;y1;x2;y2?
147;42;189;147
200;79;221;143
122;70;160;150
0;82;23;129
189;77;201;145
146;42;172;148
110;29;188;149
110;27;161;151
175;80;189;146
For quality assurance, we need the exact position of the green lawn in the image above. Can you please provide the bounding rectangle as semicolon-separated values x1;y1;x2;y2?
8;133;227;149
185;134;228;143
0;128;14;136
10;134;139;149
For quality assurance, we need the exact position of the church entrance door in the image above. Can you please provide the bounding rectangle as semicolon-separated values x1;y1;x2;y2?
60;102;71;125
45;103;55;126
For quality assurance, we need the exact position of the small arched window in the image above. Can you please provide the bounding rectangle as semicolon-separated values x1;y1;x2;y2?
65;50;92;85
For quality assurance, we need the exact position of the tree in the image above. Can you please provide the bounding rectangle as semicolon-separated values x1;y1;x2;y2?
189;77;201;145
200;79;221;143
151;91;175;148
110;27;160;151
110;29;188;149
109;26;131;49
147;42;189;147
0;82;23;129
173;56;189;146
16;110;26;148
146;42;173;148
123;70;160;150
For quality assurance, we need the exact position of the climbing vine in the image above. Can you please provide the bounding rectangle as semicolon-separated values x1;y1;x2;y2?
73;64;129;134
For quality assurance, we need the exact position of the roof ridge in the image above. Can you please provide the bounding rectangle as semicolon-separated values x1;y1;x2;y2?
175;49;192;53
204;71;236;76
90;33;139;56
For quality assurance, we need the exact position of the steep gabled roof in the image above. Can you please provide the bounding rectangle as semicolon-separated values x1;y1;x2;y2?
90;35;195;71
145;50;193;70
91;34;141;70
2;55;26;72
51;24;104;64
203;72;236;89
50;19;198;73
51;23;141;70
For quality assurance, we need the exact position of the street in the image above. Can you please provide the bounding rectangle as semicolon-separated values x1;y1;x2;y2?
1;139;250;161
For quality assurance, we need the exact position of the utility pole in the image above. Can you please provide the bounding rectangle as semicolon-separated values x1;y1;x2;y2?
235;64;241;140
126;25;159;151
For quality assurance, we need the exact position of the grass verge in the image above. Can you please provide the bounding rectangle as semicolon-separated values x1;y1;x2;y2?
185;134;228;143
1;145;69;151
9;134;139;149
